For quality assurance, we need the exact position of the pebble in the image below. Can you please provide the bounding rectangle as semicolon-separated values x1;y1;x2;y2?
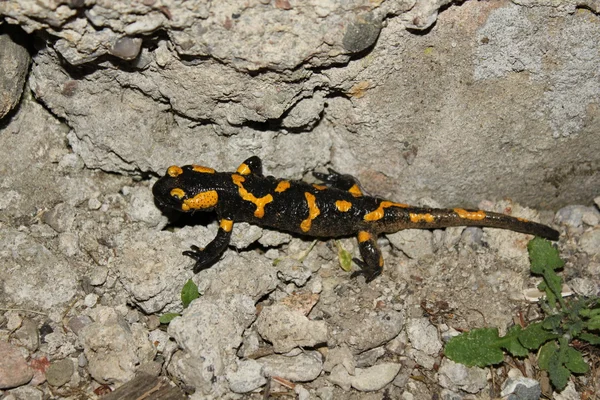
258;351;323;382
500;376;541;400
579;227;600;257
46;358;74;387
226;359;266;393
351;362;401;392
437;359;487;394
0;341;33;389
406;318;442;355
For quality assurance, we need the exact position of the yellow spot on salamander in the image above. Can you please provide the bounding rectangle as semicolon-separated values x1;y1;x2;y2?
453;208;486;221
167;165;183;177
275;180;291;193
300;192;320;233
192;165;215;173
182;190;218;211
231;174;273;218
335;200;352;212
236;163;251;176
220;219;233;232
348;184;362;197
358;231;371;242
516;217;530;223
364;201;410;221
409;213;435;223
170;188;185;199
379;255;384;267
313;184;327;190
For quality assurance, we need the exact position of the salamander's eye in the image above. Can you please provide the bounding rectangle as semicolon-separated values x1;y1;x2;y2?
170;188;186;200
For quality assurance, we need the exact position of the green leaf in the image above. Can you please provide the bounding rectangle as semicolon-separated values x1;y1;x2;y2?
542;315;562;330
537;341;556;370
335;241;353;272
528;237;564;274
564;347;589;374
586;315;600;330
181;279;200;308
578;332;600;344
159;313;180;324
518;322;559;349
538;341;569;390
444;328;505;367
501;325;529;357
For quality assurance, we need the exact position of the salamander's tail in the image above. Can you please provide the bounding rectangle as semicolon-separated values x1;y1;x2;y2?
386;207;559;241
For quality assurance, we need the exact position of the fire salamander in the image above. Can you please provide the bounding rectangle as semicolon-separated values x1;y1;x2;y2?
152;156;559;282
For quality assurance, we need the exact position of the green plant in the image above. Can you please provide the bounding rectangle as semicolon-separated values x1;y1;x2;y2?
445;237;599;391
159;279;200;324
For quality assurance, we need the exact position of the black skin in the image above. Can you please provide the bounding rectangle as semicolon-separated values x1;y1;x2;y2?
153;156;560;282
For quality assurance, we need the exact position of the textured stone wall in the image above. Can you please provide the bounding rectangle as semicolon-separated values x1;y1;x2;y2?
1;0;598;208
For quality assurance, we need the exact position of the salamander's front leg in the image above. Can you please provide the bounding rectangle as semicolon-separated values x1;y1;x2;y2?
236;156;263;176
183;218;234;273
313;168;364;197
351;230;384;283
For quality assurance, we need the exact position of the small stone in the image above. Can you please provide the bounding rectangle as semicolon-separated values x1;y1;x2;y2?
84;293;98;308
555;205;591;228
14;319;39;352
387;230;434;259
0;33;30;120
110;37;143;60
328;364;352;391
342;13;382;53
276;258;313;286
500;376;541;400
0;341;33;389
581;208;600;226
46;359;74;387
230;222;263;249
406;318;442;355
226;359;266;393
355;346;385;368
323;345;355;374
351;362;401;392
255;304;328;353
438;359;487;394
67;315;92;335
258;351;323;382
580;228;600;257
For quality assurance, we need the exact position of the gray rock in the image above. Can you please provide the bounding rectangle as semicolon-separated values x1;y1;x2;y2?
13;319;39;352
328;364;352;391
80;307;156;385
341;309;404;354
46;358;74;387
230;222;264;249
580;228;600;257
196;251;278;302
0;33;30;120
0;227;78;311
355;346;385;368
351;362;401;392
555;205;595;228
276;258;313;286
437;359;487;394
255;303;328;353
406;318;442;355
258;351;323;382
387;230;434;259
168;295;256;394
0;341;33;389
500;376;541;400
323;345;355;374
226;359;266;393
4;386;43;400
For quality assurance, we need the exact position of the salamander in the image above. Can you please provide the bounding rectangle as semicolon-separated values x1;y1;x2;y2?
152;156;560;282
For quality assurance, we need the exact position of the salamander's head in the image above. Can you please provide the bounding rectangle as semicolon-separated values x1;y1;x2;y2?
152;165;219;212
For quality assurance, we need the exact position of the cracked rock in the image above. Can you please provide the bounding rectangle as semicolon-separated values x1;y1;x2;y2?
255;303;328;353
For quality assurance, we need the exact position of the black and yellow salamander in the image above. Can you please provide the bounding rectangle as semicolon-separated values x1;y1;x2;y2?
152;156;559;282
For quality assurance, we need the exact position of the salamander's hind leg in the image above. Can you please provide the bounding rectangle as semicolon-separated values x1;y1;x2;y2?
313;168;364;197
351;230;384;282
236;156;263;176
183;218;234;273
